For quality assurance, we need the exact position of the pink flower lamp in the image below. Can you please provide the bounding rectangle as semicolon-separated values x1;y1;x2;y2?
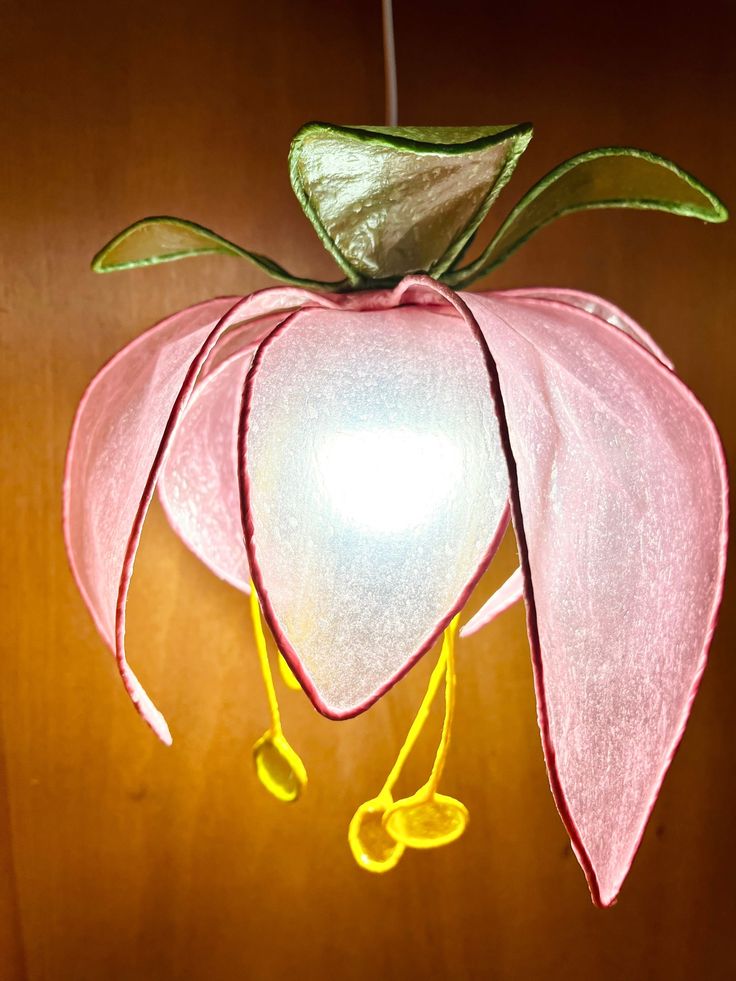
63;122;728;906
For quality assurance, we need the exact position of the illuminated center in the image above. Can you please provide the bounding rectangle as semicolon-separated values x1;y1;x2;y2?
317;428;462;535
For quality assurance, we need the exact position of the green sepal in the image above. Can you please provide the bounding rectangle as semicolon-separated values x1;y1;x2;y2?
91;216;347;291
445;148;728;288
289;122;533;283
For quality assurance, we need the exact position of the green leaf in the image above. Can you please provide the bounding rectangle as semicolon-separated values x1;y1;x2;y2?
445;148;728;287
289;122;533;283
91;216;346;290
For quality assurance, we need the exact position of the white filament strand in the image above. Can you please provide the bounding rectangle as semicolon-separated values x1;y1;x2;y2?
382;0;398;126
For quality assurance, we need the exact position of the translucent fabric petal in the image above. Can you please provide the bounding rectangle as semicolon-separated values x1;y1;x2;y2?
458;288;727;906
158;315;287;592
159;350;252;591
460;567;523;638
460;287;672;641
63;287;334;743
242;302;510;718
500;287;673;368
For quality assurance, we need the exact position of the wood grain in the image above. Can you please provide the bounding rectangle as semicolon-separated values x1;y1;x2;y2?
1;1;734;978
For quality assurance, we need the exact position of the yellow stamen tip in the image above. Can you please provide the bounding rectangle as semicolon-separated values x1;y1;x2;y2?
253;730;307;803
348;796;405;872
383;793;469;849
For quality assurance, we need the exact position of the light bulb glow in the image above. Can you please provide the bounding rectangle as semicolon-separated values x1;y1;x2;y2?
316;428;462;535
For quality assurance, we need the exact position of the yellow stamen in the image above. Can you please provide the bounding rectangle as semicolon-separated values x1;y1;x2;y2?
425;614;458;793
382;615;469;850
278;652;302;692
249;582;307;802
380;637;449;797
349;615;467;871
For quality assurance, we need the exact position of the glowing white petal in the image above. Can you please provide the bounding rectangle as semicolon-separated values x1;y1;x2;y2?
317;429;462;535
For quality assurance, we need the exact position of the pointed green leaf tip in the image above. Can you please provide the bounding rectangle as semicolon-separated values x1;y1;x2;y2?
91;216;345;290
288;122;534;283
446;147;728;287
91;216;248;271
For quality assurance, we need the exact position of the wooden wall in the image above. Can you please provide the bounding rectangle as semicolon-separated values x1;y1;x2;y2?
1;1;734;977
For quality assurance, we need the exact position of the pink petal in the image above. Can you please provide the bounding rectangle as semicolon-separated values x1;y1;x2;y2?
242;300;510;718
460;288;671;643
459;567;523;638
64;287;335;743
459;288;727;906
499;286;673;368
159;315;287;592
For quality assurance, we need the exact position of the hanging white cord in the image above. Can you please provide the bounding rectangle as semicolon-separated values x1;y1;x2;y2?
382;0;398;126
